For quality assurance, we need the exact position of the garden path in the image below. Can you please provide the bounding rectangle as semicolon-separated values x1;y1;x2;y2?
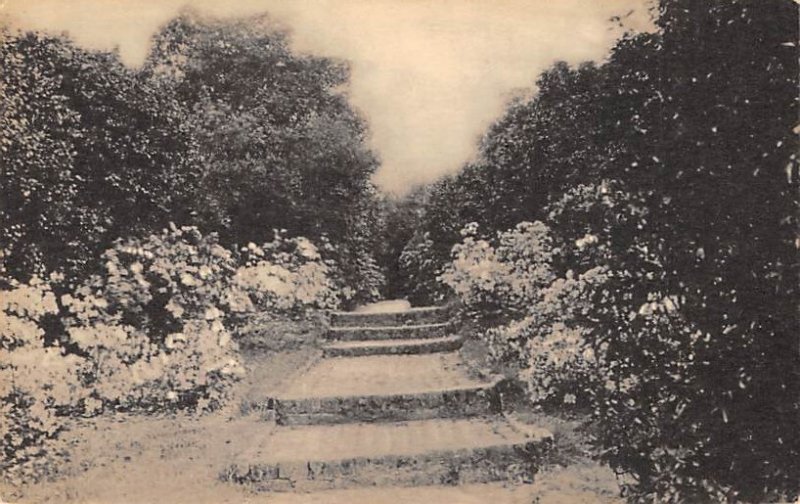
223;303;554;496
9;303;622;504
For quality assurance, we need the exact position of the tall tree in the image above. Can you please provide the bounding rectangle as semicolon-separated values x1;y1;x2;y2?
144;12;385;300
1;30;198;283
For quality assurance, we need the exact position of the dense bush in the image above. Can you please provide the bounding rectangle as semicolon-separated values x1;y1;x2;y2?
397;232;446;305
60;225;248;413
1;227;341;482
1;14;385;303
1;277;88;483
495;267;608;407
440;220;605;407
374;193;426;299
0;30;198;283
440;221;554;326
144;12;385;302
594;3;798;499
234;232;339;315
411;1;799;501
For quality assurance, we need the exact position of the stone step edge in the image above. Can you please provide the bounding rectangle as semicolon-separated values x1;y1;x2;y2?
326;322;453;341
328;305;445;317
220;436;553;492
269;378;504;425
239;350;324;418
321;335;463;357
274;375;502;404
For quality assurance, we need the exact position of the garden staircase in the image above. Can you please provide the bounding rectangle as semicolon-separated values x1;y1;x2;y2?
223;304;552;492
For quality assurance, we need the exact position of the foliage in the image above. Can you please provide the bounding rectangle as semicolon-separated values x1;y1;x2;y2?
591;2;798;500
398;61;610;297
441;218;604;408
439;221;555;325
413;1;800;501
2;14;385;303
398;231;448;306
234;232;339;316
494;267;609;407
1;277;88;483
375;191;427;299
144;12;384;302
60;225;247;412
0;30;198;283
1;225;340;482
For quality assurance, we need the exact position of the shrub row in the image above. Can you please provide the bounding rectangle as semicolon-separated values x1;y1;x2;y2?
0;227;338;484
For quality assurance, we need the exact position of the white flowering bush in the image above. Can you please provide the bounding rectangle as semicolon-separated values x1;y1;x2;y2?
0;227;345;483
487;266;610;406
439;221;555;325
494;221;558;307
61;225;247;412
1;276;88;482
234;231;339;316
441;217;612;408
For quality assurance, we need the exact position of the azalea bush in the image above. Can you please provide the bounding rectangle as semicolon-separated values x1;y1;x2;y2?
440;219;606;407
439;221;555;326
505;267;610;407
440;185;664;414
440;214;610;408
60;225;248;412
234;231;340;316
1;276;88;483
1;226;345;484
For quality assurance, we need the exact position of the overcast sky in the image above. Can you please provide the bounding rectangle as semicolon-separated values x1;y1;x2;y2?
2;0;652;194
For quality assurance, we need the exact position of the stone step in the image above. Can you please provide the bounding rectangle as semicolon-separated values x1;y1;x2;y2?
328;305;451;328
321;335;463;358
274;379;502;425
265;353;487;402
250;482;542;504
249;353;500;425
221;418;552;492
327;322;452;342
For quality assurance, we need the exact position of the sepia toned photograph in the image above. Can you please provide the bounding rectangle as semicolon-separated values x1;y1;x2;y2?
1;1;798;502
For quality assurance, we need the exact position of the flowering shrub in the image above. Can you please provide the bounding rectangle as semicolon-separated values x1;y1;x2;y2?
494;221;558;307
439;221;555;325
1;276;87;482
1;227;344;484
486;267;609;406
440;219;610;407
61;225;247;412
439;213;617;409
439;225;507;317
234;232;339;316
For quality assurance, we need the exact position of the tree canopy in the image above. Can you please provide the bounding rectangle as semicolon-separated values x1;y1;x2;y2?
1;12;385;301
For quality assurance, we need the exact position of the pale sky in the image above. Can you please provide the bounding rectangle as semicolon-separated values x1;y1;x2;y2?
2;0;652;194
